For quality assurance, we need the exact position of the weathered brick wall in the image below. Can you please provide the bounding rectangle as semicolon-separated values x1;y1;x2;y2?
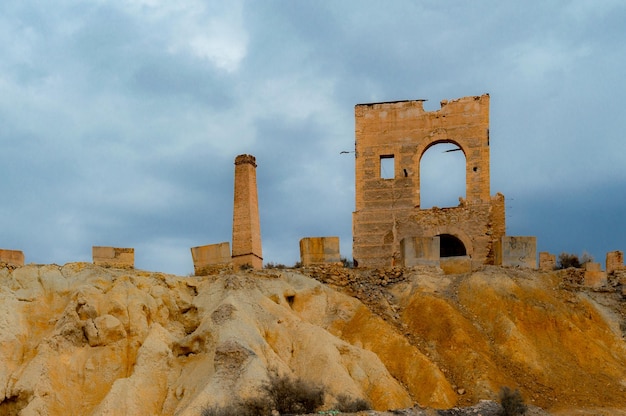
539;252;556;271
231;154;263;269
191;242;231;275
495;236;537;269
400;236;440;267
606;250;624;274
355;196;504;267
0;249;24;267
353;95;504;268
299;237;341;265
584;262;607;288
92;246;134;269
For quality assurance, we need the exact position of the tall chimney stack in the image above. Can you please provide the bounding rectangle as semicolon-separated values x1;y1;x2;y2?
231;154;263;269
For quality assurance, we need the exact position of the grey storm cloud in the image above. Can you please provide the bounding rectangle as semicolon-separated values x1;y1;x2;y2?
1;0;625;274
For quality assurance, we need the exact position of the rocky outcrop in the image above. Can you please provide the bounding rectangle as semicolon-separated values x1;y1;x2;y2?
1;263;626;415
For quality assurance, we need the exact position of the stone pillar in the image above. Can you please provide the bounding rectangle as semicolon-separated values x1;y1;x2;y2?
539;252;556;271
231;154;263;269
606;250;624;274
583;262;607;288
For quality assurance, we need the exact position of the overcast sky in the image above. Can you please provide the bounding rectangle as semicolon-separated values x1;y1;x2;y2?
2;1;625;274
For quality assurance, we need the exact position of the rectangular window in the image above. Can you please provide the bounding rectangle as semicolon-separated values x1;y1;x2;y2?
380;155;395;179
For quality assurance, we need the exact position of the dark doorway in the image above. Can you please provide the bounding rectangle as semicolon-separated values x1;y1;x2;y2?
439;234;466;257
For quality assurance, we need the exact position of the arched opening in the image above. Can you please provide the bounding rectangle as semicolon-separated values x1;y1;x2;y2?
420;142;466;208
439;234;466;257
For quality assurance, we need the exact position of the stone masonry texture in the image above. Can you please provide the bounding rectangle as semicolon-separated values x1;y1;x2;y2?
606;250;625;274
299;237;341;265
352;95;506;268
191;242;231;275
539;252;557;271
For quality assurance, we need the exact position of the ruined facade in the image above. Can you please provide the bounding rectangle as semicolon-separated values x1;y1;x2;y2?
352;94;507;268
231;154;263;269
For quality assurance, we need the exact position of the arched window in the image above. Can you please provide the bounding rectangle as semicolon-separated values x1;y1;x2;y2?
439;234;467;257
420;142;465;208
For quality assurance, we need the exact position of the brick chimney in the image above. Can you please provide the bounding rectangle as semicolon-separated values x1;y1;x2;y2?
231;154;263;269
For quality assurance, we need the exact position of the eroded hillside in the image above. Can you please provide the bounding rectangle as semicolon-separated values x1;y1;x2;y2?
1;263;625;415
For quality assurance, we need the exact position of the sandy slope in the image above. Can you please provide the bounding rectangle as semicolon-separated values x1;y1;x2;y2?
0;263;625;415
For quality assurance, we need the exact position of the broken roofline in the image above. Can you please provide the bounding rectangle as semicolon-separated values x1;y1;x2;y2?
355;93;489;108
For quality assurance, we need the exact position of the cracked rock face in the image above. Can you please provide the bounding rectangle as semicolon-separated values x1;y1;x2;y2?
1;263;626;415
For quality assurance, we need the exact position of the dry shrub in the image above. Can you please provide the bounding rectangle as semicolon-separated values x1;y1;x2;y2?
557;251;594;269
498;386;527;416
335;394;371;412
201;373;324;416
263;373;325;415
557;252;581;269
264;262;286;269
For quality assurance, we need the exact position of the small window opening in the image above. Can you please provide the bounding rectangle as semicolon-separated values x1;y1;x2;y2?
380;155;395;179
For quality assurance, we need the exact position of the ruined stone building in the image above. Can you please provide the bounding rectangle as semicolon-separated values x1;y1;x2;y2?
352;94;528;270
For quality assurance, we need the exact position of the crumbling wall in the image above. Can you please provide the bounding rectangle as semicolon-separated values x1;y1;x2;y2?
92;246;134;269
584;262;607;288
191;242;232;275
299;237;341;266
606;250;625;274
539;252;556;271
400;236;440;267
494;236;537;269
0;249;24;267
352;95;506;268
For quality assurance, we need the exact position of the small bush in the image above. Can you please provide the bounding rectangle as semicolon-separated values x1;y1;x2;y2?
201;398;270;416
264;262;286;269
201;373;324;416
498;386;527;416
263;373;325;415
335;394;371;412
580;251;594;265
293;261;303;268
557;252;581;269
557;251;594;269
340;257;354;268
